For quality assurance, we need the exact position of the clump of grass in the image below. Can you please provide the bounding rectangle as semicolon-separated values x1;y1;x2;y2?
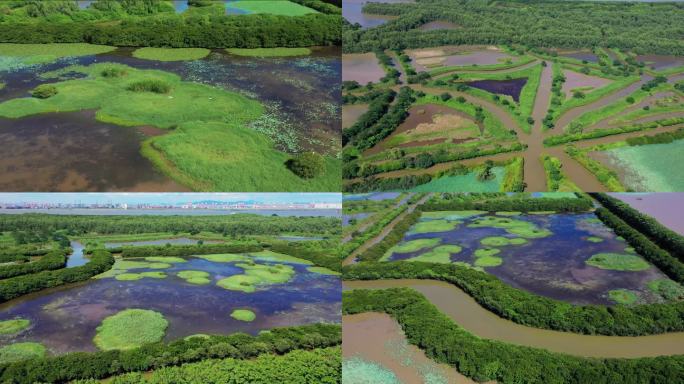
586;253;650;271
0;319;30;335
285;152;325;179
226;47;312;57
132;47;210;62
230;309;256;322
31;84;58;99
0;342;46;364
126;79;171;94
101;67;127;78
608;289;638;305
93;309;168;351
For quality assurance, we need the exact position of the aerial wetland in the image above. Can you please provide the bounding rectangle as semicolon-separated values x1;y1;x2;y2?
342;0;684;192
0;43;341;192
341;192;684;383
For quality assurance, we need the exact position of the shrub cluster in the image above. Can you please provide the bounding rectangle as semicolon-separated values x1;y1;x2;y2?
125;79;171;94
0;323;341;384
0;249;66;280
285;152;325;179
421;194;592;212
31;84;58;99
356;211;421;262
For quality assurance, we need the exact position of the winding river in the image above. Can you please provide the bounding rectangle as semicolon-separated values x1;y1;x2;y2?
343;279;684;358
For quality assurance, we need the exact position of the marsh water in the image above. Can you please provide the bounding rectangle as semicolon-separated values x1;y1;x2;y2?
342;0;414;28
386;212;671;305
465;78;527;102
410;49;513;72
0;46;341;191
0;256;341;354
342;53;386;84
66;241;88;268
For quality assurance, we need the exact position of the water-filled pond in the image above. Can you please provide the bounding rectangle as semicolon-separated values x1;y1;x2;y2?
342;53;386;84
384;211;676;305
343;0;413;28
465;78;527;102
0;255;341;354
0;46;340;191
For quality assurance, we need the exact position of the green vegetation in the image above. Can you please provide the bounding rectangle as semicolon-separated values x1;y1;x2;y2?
125;79;172;94
474;248;502;267
93;309;168;351
0;342;45;364
216;263;295;292
73;347;340;384
586;236;604;243
131;47;210;61
30;84;58;99
468;216;552;238
608;289;638;305
0;43;115;65
115;271;167;281
177;270;211;285
250;250;314;265
541;154;581;192
422;211;485;220
0;319;30;335
229;1;318;16
406;245;462;264
647;279;684;301
585;253;650;271
602;139;684;191
197;254;248;263
144;256;186;263
285;152;325;179
230;309;256;322
226;47;312;57
388;238;441;254
480;236;527;246
410;219;460;234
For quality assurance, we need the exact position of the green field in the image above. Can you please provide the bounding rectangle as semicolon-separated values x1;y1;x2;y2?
608;289;638;305
132;48;210;61
585;253;651;271
0;319;30;335
0;342;45;364
230;309;256;322
93;309;168;351
0;43;115;66
229;1;318;16
410;168;505;192
410;219;461;234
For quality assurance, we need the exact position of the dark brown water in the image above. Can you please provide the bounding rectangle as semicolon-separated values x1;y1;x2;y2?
342;0;413;28
342;104;369;129
0;111;187;192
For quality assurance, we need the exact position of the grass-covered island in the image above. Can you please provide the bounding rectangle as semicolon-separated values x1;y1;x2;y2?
0;0;342;192
341;192;684;383
0;201;342;383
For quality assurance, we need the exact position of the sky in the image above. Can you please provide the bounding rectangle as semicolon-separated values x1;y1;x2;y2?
0;193;341;205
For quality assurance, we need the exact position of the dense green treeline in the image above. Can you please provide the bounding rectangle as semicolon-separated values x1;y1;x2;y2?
0;249;66;280
342;90;395;147
0;323;341;384
421;193;592;212
0;214;341;237
592;193;684;260
0;249;113;303
73;347;341;384
357;211;421;262
343;261;684;336
343;0;684;55
343;288;684;383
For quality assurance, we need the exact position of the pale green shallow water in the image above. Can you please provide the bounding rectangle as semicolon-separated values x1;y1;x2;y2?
604;140;684;191
342;357;401;384
409;168;505;192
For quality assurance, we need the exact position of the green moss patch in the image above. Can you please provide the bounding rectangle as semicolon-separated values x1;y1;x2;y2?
608;289;638;305
0;319;30;335
230;309;256;322
94;259;171;279
390;238;441;253
227;1;318;16
216;263;295;292
177;270;212;285
480;236;527;247
0;43;116;65
422;211;485;220
468;216;552;238
586;253;650;271
647;279;684;301
0;342;46;364
115;271;167;281
474;248;502;267
496;211;522;216
144;257;187;263
249;250;313;265
94;309;168;351
132;47;210;61
410;219;460;234
406;245;462;264
226;47;312;57
585;236;604;243
306;266;341;276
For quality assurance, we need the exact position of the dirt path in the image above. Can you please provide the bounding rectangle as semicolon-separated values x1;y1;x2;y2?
342;193;431;266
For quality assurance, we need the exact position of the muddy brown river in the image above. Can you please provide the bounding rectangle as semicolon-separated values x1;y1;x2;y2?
343;279;684;358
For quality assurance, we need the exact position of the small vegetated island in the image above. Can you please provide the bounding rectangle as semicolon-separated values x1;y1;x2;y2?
342;0;684;192
0;209;342;382
0;0;342;192
341;191;684;383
